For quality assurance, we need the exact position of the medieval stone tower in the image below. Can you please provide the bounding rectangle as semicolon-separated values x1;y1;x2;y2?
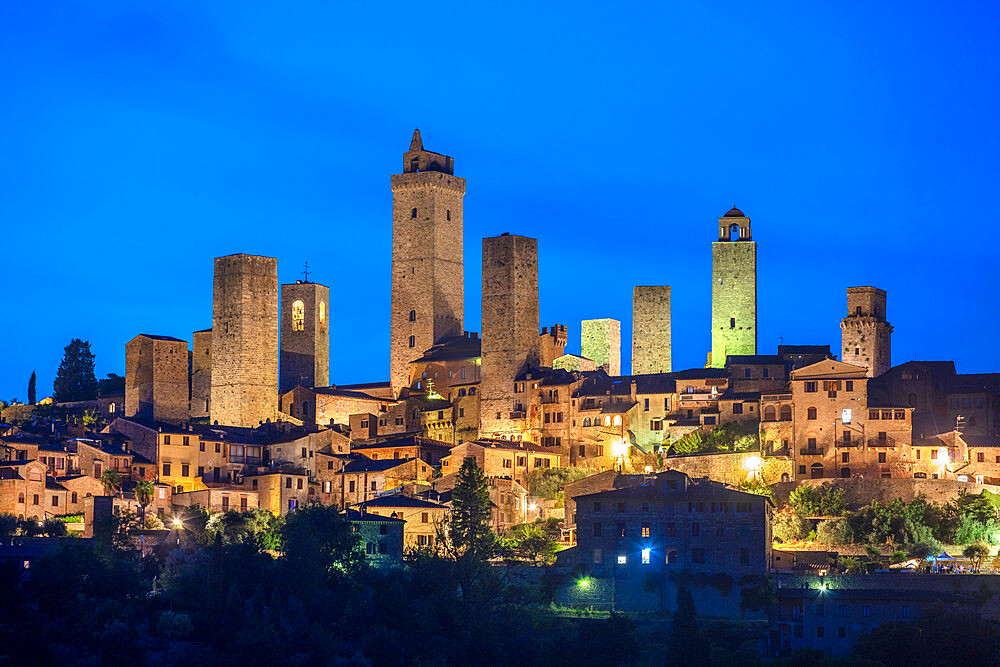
389;130;465;398
841;286;892;377
124;334;189;425
210;254;279;427
480;233;540;438
280;280;330;393
710;207;757;367
582;318;621;376
632;286;672;374
190;328;212;419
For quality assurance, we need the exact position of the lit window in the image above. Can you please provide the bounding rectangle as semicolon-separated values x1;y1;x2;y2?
617;554;627;565
641;548;651;564
292;300;305;331
613;415;622;426
319;301;326;330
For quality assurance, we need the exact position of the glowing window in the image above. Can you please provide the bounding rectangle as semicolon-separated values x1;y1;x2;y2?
319;301;326;330
641;548;651;564
292;300;305;331
613;415;622;427
617;554;627;565
603;415;611;427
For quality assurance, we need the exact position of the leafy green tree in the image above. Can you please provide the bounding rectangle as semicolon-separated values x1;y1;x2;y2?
772;507;810;542
504;522;559;564
524;466;589;500
788;484;845;516
27;370;36;405
964;540;990;571
739;479;775;502
53;339;97;402
281;504;364;583
853;607;1000;665
97;373;125;394
816;518;852;545
219;509;283;550
0;513;20;536
839;556;864;573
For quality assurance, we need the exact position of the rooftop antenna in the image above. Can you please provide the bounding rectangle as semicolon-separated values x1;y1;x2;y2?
303;262;311;283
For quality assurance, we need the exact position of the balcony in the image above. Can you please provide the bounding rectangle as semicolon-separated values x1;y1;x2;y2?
799;447;824;456
868;436;899;447
540;396;561;405
680;393;716;403
836;438;861;448
509;411;526;420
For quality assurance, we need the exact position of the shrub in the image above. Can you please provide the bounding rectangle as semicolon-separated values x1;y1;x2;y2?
772;508;809;542
816;518;852;545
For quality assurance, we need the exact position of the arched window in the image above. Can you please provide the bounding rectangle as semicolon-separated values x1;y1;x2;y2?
810;463;824;479
780;473;789;482
292;300;305;331
730;223;741;241
807;407;817;420
409;310;416;322
613;415;622;427
458;388;466;397
764;405;776;421
780;405;792;421
603;415;611;427
583;417;591;427
17;493;24;504
319;301;326;331
469;387;476;396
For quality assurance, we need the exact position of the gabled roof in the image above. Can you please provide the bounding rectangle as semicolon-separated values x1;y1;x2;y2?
471;438;559;454
790;359;868;380
341;457;416;474
351;435;452;451
411;334;481;362
345;509;405;523
312;387;385;402
777;345;832;356
355;495;447;510
135;334;186;343
725;355;784;366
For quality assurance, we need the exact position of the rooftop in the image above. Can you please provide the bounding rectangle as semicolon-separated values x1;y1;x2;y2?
355;495;447;510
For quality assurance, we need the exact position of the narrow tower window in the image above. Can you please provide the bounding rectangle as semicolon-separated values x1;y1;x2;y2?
409;335;416;348
446;209;451;221
411;208;417;219
292;300;305;331
730;317;736;329
409;310;416;322
319;301;326;331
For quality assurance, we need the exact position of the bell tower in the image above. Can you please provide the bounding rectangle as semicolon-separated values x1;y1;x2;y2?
709;207;757;368
389;130;466;398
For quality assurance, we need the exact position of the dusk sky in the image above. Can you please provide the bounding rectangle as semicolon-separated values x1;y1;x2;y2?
1;1;997;401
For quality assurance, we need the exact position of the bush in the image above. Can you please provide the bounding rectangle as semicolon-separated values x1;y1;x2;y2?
772;508;809;542
816;518;852;545
788;484;845;516
524;467;590;500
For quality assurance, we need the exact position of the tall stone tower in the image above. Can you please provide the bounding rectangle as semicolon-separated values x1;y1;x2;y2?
190;328;212;419
841;286;892;378
124;334;189;425
210;254;279;427
710;207;757;368
280;280;330;392
389;130;465;398
632;286;672;374
582;318;621;376
480;233;540;438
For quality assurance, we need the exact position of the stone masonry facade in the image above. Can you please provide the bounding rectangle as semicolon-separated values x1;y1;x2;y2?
211;254;279;427
389;130;465;398
841;286;891;378
124;334;189;426
582;318;621;376
480;233;540;438
280;281;330;393
711;208;757;367
632;286;671;375
191;329;212;419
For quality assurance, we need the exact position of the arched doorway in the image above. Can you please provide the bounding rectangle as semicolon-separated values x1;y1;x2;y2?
810;463;824;479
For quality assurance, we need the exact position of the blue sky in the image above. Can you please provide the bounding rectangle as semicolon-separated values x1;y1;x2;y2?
1;1;997;401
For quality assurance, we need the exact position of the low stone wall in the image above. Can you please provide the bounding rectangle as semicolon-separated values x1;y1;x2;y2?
770;477;1000;509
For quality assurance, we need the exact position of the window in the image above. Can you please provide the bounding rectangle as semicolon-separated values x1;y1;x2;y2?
32;494;39;505
643;398;649;411
164;435;171;445
292;300;305;331
842;452;850;463
862;605;870;617
446;209;451;220
410;207;417;218
817;626;824;639
408;335;415;348
578;445;585;458
879;452;887;463
613;415;622;426
297;478;304;490
641;523;650;537
318;301;326;329
641;548;651;564
902;605;910;618
838;627;846;639
963;398;972;409
163;463;171;476
744;368;751;378
931;449;938;460
733;403;743;414
349;481;356;492
71;492;78;503
51;496;59;507
409;310;416;322
730;317;736;329
805;381;818;393
808;407;817;420
221;496;230;510
839;605;848;618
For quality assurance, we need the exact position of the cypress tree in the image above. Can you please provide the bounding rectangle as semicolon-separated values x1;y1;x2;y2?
27;370;36;405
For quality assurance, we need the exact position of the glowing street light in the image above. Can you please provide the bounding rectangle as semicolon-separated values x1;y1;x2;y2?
743;454;763;481
577;577;590;588
172;518;183;529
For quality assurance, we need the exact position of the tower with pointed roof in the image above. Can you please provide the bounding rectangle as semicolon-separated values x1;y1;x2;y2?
389;130;465;398
710;207;757;367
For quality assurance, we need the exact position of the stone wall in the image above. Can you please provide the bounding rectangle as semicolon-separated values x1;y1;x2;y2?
210;254;279;427
769;477;1000;509
191;329;211;419
280;281;330;393
479;233;539;438
125;334;189;426
389;140;465;398
632;286;671;375
711;216;756;367
662;452;793;488
581;318;621;376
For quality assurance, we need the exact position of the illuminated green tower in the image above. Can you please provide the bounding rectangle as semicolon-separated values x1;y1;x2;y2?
710;207;756;368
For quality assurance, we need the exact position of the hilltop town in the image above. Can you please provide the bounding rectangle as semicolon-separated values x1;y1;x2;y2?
3;131;1000;663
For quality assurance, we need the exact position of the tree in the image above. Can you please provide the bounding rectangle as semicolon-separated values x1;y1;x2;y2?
281;504;364;584
504;522;559;564
671;585;698;661
788;483;845;517
53;339;97;402
27;370;36;405
963;540;990;571
772;507;809;542
100;469;122;496
97;373;125;395
438;459;500;607
524;466;589;500
816;518;852;545
135;480;154;520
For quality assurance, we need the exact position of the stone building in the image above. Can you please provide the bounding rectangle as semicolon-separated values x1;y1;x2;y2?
389;130;466;398
632;286;671;375
479;233;540;439
539;325;568;367
280;280;330;393
0;460;47;520
710;207;756;367
346;509;405;569
354;494;449;549
439;439;561;486
191;329;212;419
124;334;189;426
210;254;279;427
407;332;480;397
840;286;892;378
582;318;621;376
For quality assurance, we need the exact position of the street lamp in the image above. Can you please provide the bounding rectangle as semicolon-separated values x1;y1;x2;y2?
743;454;764;482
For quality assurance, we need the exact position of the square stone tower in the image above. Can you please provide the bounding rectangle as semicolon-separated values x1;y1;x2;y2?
841;286;892;377
280;280;330;393
710;207;757;368
190;328;212;419
389;130;465;398
210;254;279;427
539;324;568;367
582;318;621;376
632;286;671;374
125;334;189;425
480;233;540;437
